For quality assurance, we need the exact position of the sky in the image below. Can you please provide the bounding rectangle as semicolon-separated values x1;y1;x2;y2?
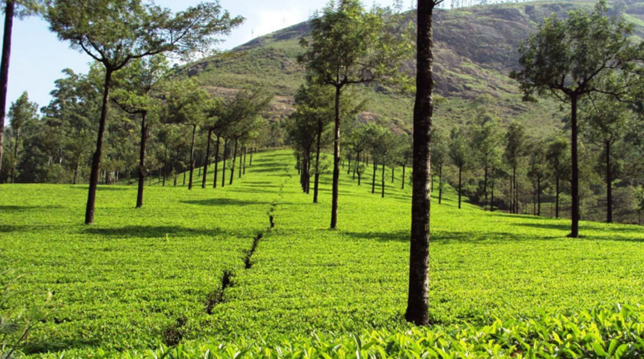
3;0;408;112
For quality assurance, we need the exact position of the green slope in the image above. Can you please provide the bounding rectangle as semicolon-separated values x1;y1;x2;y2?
2;150;644;357
182;1;644;136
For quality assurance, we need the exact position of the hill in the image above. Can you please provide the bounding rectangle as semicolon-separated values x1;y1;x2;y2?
3;150;644;357
181;1;644;137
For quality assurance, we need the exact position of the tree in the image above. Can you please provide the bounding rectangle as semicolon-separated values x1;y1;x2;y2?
202;98;224;189
527;140;547;216
431;129;447;204
546;136;569;219
291;84;334;201
581;94;631;223
470;108;501;210
449;127;469;209
510;0;642;237
220;90;272;186
112;55;168;207
504;122;528;214
47;0;243;224
406;0;443;326
163;79;209;191
7;91;37;182
0;0;43;177
397;133;412;190
299;0;411;229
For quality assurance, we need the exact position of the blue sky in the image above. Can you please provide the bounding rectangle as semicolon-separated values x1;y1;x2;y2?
3;0;405;112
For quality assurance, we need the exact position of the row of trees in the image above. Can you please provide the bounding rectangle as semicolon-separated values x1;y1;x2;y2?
0;61;273;212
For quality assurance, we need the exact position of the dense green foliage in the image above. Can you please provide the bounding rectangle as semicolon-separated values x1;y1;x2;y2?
3;150;644;357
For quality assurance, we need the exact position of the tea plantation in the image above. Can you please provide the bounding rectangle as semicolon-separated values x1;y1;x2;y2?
2;150;644;358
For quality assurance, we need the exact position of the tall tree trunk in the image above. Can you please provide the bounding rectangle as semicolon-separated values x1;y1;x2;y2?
314;123;322;203
136;112;148;208
556;176;560;219
402;164;406;190
381;161;386;198
330;86;342;229
202;129;212;189
249;146;253;166
222;138;228;188
438;164;443;204
406;0;434;326
188;124;197;190
570;94;580;237
483;163;488;210
353;151;358;181
238;144;243;179
85;68;113;225
213;135;220;188
347;153;351;175
391;166;395;183
372;159;377;194
0;0;14;177
243;146;247;175
606;141;612;224
229;138;238;185
183;168;186;186
306;149;311;194
458;165;462;209
537;177;541;216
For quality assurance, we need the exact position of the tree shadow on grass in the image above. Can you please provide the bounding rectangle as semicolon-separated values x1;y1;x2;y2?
181;198;270;206
83;225;238;239
0;224;67;233
342;230;561;244
514;222;644;239
70;186;129;191
0;205;63;211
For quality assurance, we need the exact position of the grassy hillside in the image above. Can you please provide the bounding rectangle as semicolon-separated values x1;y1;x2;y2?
182;1;644;136
2;150;644;357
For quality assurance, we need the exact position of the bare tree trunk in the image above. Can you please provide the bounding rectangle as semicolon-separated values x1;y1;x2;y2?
570;94;580;237
556;176;560;219
0;0;14;177
238;144;243;179
202;129;212;189
353;151;358;181
222;138;228;188
136;112;148;208
229;138;238;185
347;153;351;175
381;161;385;198
330;86;342;229
402;164;406;190
314;123;322;203
438;164;443;205
188;124;197;190
243;146;247;175
483;163;488;210
249;145;253;166
537;176;541;216
372;159;377;194
606;141;612;224
213;135;220;188
305;149;311;194
406;0;434;326
85;68;113;225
